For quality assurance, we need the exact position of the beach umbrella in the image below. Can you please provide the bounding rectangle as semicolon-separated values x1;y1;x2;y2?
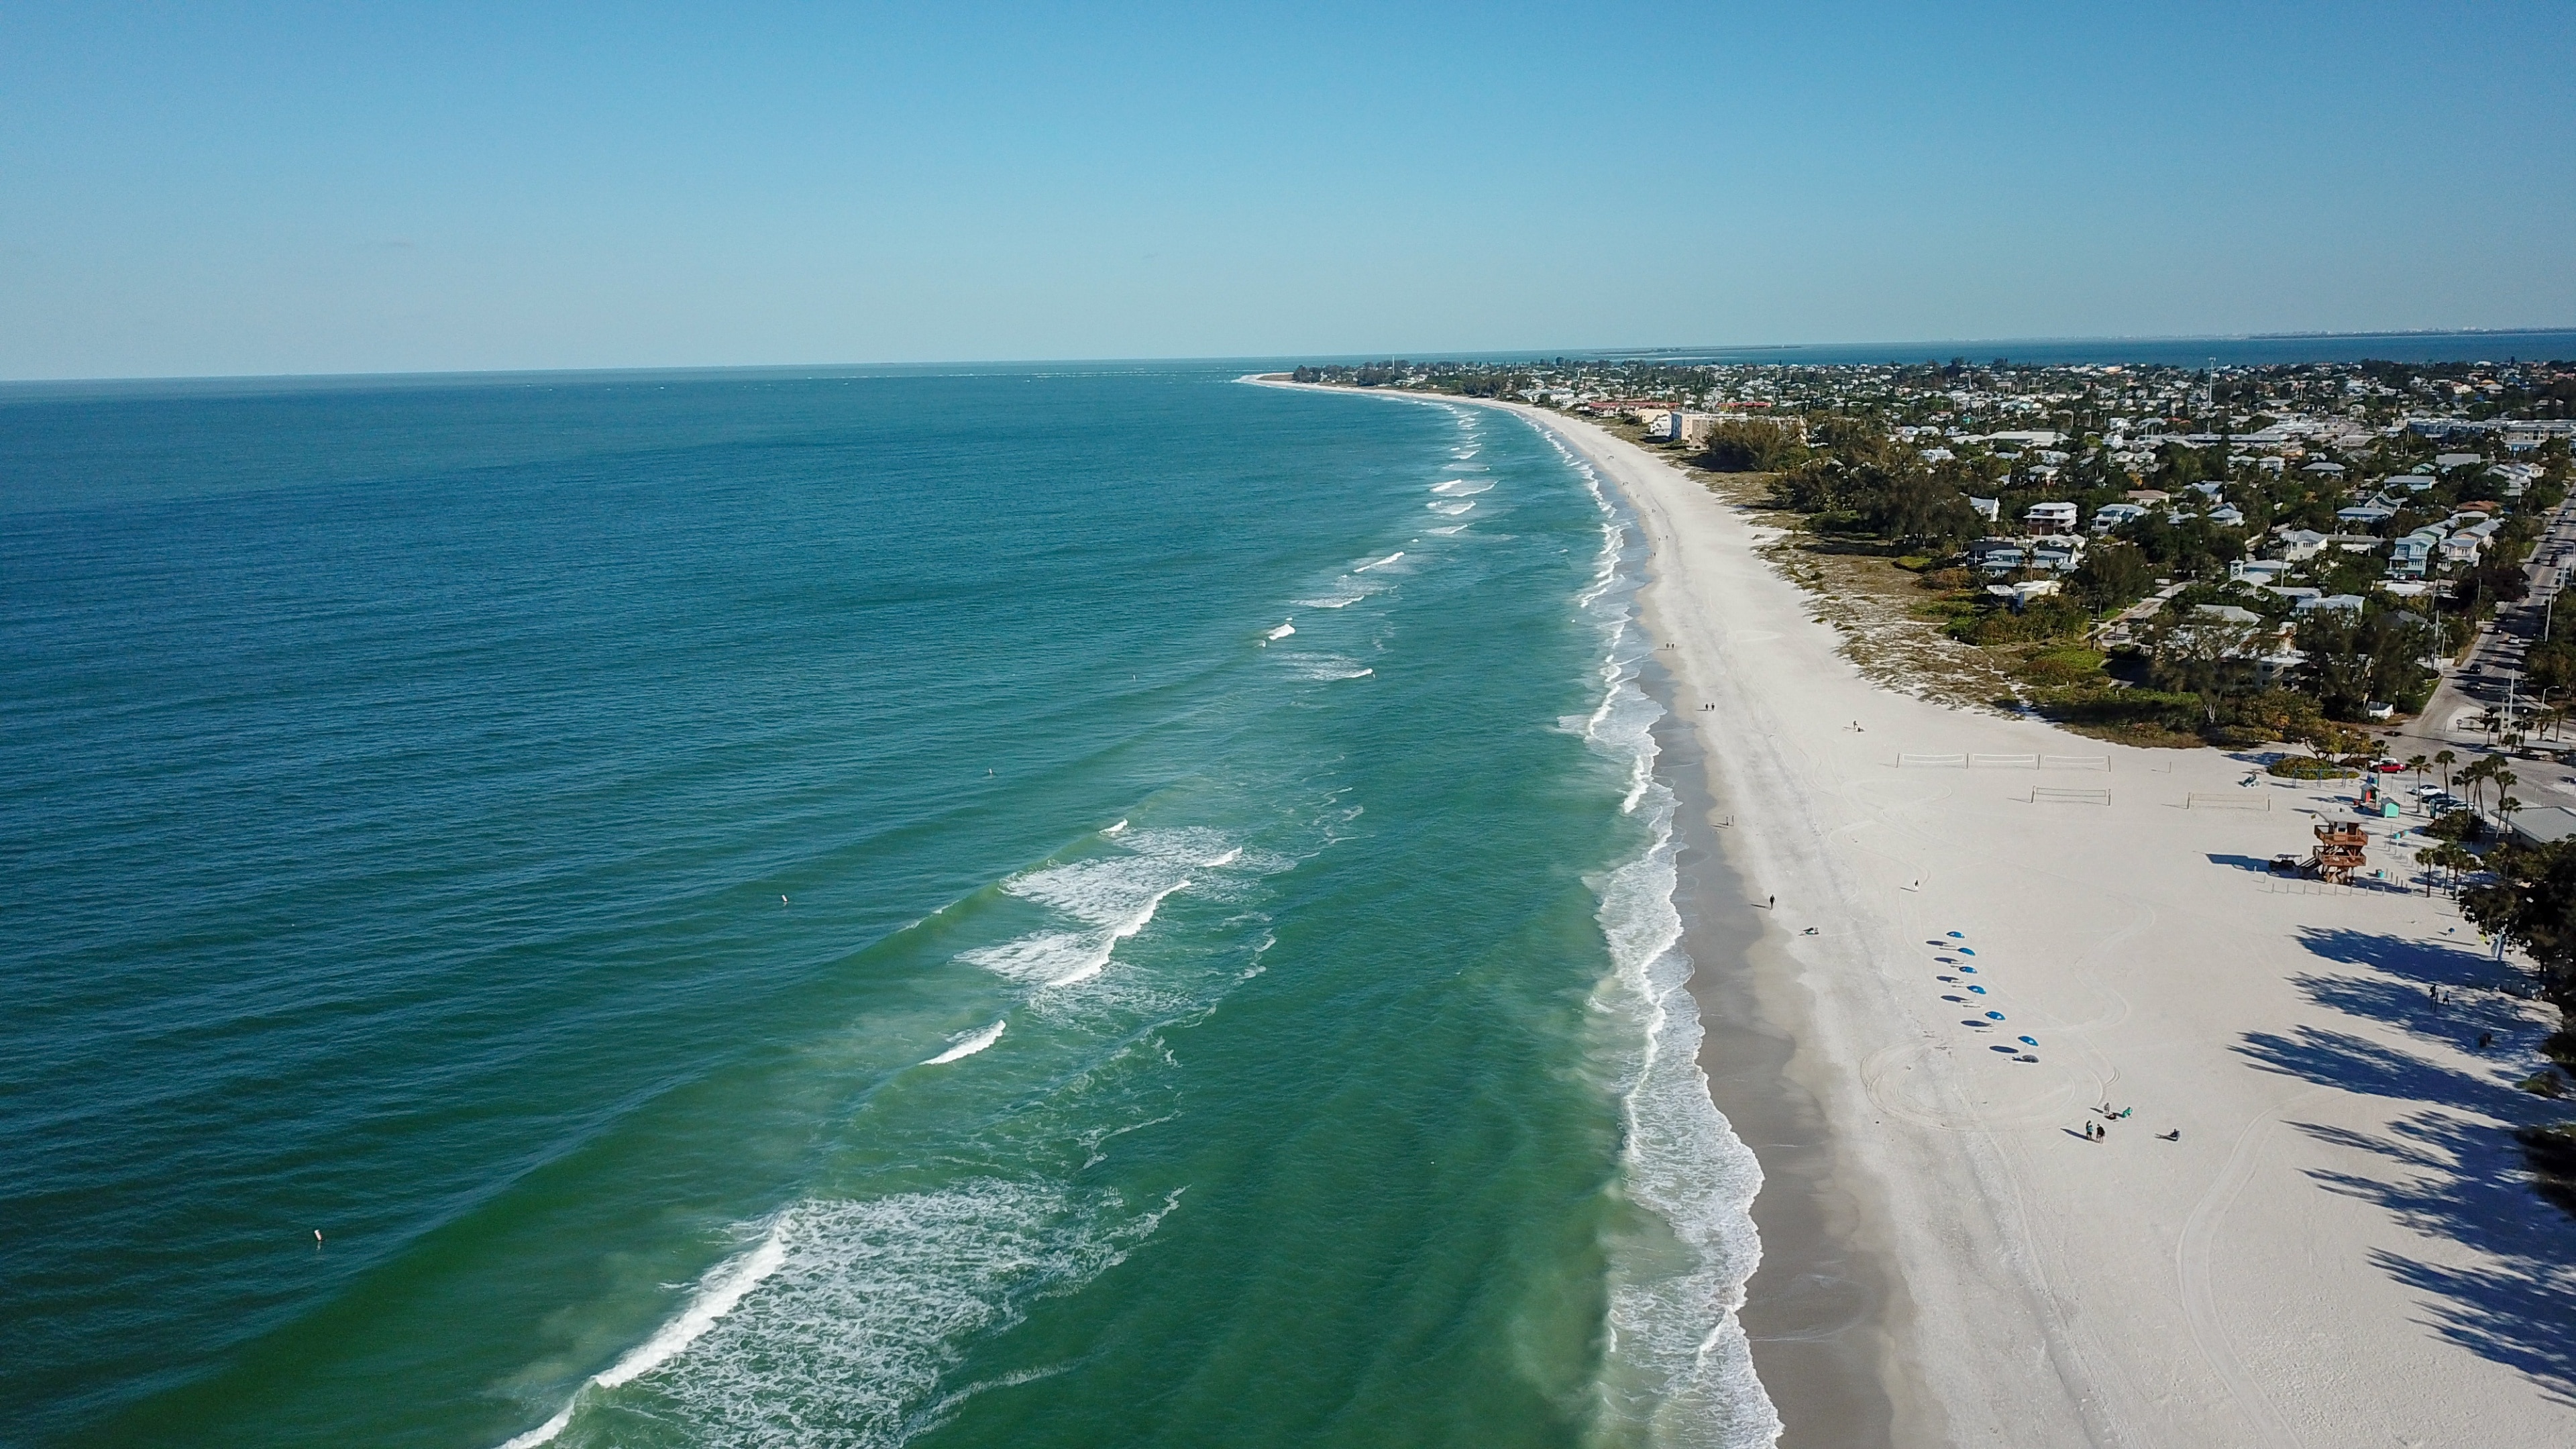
1959;965;1976;973
1968;985;1986;994
1960;948;1976;956
2018;1035;2037;1046
1985;1011;2005;1020
1947;931;1964;938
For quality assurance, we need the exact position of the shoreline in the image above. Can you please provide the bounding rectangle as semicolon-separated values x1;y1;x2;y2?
1253;374;1910;1442
1642;659;1914;1448
1252;375;2576;1448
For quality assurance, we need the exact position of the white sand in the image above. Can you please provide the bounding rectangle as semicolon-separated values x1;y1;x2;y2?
1260;379;2576;1446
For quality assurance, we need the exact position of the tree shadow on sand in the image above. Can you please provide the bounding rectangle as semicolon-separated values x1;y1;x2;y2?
2232;926;2576;1404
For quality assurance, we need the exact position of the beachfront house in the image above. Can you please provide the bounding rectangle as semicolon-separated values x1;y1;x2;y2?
2023;501;2078;535
2092;502;2148;533
2030;538;2084;572
2390;532;2439;578
1968;538;2027;576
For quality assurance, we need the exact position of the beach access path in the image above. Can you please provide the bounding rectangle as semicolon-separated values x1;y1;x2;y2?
1525;403;2575;1448
1254;378;2576;1448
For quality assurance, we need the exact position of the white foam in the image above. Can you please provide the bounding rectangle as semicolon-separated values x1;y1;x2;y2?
1265;620;1295;641
506;1182;1182;1446
1352;551;1403;572
499;1222;794;1446
1425;524;1467;536
1273;651;1375;682
1430;478;1494;496
1428;500;1474;517
1039;878;1187;987
959;828;1247;990
1552;418;1783;1447
922;1019;1007;1065
1102;818;1127;836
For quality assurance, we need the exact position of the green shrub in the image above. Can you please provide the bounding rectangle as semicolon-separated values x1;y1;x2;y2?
2520;1072;2567;1099
2267;755;2360;780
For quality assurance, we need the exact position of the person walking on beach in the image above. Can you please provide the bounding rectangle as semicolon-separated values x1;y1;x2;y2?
1767;894;1774;910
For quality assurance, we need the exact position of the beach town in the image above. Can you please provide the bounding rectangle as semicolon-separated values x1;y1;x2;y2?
1267;360;2576;1446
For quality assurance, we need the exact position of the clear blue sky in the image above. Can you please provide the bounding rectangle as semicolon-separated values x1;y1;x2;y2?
5;1;2572;378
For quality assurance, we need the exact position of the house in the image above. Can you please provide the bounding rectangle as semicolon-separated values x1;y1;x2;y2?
2302;460;2348;476
2252;649;2308;686
2023;501;2078;534
2208;504;2246;527
2390;533;2438;577
2276;528;2330;561
2092;502;2149;533
2031;539;2084;572
1920;447;1955;463
2335;502;2397;527
2193;604;2263;626
2265;585;2322;608
1967;537;2028;576
1967;496;2000;521
1986;578;2062;610
2298;593;2367;616
2435;451;2483;471
2231;558;2293;585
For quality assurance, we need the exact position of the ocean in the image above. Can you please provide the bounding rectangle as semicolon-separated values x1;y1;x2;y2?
0;367;1768;1448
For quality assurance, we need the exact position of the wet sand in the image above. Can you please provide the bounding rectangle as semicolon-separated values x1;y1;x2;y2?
1645;661;1924;1449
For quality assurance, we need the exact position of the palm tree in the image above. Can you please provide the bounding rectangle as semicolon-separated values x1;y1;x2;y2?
2499;792;2524;839
2462;755;2506;818
2436;748;2457;797
2408;753;2430;812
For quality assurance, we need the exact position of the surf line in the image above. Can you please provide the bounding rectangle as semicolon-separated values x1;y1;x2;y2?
498;1222;792;1448
924;1018;1006;1065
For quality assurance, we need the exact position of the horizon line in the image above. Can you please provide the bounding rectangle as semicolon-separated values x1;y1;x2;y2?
8;324;2576;388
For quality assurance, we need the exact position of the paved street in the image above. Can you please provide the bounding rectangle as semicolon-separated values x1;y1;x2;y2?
2383;491;2576;821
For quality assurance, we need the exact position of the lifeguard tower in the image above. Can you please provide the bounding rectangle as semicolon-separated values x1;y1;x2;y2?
2308;822;2369;884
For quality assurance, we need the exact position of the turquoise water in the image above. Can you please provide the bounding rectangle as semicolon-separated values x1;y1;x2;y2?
0;368;1766;1447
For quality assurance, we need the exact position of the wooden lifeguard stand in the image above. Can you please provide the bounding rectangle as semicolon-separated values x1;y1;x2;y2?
2309;822;2368;884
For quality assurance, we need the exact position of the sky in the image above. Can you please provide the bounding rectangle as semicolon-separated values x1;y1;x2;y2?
3;1;2573;379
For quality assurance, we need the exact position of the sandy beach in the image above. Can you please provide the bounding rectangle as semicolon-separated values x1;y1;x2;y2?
1260;378;2576;1447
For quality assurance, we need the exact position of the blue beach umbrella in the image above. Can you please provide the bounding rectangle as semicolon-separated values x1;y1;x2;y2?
1985;1010;2005;1020
1959;965;1976;973
1947;931;1964;938
1968;985;1986;994
2019;1035;2037;1046
1960;947;1976;956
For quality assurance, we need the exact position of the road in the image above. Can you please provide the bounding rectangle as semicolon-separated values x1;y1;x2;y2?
2383;490;2576;824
